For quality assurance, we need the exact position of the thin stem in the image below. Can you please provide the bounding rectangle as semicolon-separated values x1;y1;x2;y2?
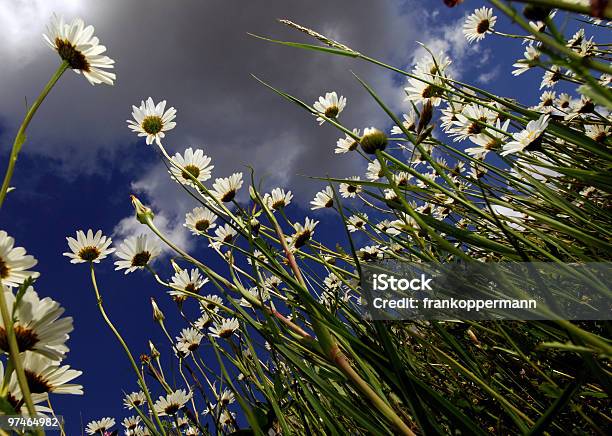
0;284;40;433
0;61;68;210
89;264;166;435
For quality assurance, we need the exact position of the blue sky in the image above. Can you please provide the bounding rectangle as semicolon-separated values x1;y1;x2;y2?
0;0;599;432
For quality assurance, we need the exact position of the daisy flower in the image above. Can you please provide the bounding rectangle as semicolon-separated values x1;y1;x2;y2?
63;229;114;264
19;351;83;395
313;91;346;124
310;186;334;210
1;286;72;360
335;129;360;154
219;388;236;406
585;124;609;143
512;44;541;76
0;360;51;415
122;416;141;432
114;234;161;274
201;294;223;313
124;391;147;410
451;104;496;142
184;207;217;235
287;218;319;249
0;230;39;287
263;188;293;210
210;224;237;248
357;245;384;261
209;318;240;338
465;119;510;158
219;410;236;429
154;389;192;416
391;110;417;135
366;160;383;181
556;93;571;110
127;97;177;146
176;327;204;356
532;91;557;114
169;147;213;187
540;66;562;89
347;214;368;232
86;417;115;435
404;74;443;106
463;7;497;42
501;115;549;156
339;176;363;198
413;52;452;77
43;14;115;85
210;173;243;202
169;268;208;300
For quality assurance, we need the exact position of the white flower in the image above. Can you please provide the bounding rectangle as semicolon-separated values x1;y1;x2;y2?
124;391;146;409
463;7;497;42
0;230;39;287
184;207;218;235
413;52;452;77
465;119;510;158
176;327;204;356
210;173;243;202
313;91;346;124
114;234;161;274
310;186;334;210
194;313;212;330
512;44;540;76
18;351;82;395
451;104;496;141
209;318;240;338
324;273;342;290
211;224;237;248
347;214;368;232
63;229;114;264
219;409;236;428
201;294;223;313
169;268;208;299
1;286;72;360
287;218;319;249
169;148;213;187
339;177;363;198
122;416;141;431
357;245;384;261
404;73;443;106
263;188;293;210
501;115;549;156
391;110;417;135
540;66;562;89
43;14;115;85
0;360;50;414
154;389;192;416
335;129;360;154
366;160;383;181
86;417;115;435
127;97;177;146
585;124;609;143
219;388;236;406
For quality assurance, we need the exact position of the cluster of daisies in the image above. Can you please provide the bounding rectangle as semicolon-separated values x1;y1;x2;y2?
0;231;82;416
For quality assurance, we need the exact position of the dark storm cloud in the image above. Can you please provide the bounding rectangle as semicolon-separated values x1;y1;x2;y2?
1;0;420;192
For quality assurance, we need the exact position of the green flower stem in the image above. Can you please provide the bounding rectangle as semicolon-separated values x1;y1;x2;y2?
0;61;68;210
89;265;166;436
0;281;39;428
507;0;612;19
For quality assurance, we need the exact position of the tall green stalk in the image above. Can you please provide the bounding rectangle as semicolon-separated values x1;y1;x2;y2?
89;265;166;436
0;61;68;210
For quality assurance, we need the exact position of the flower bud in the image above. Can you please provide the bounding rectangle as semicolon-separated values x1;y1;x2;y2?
131;195;154;225
149;340;160;358
151;297;165;322
360;127;388;154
